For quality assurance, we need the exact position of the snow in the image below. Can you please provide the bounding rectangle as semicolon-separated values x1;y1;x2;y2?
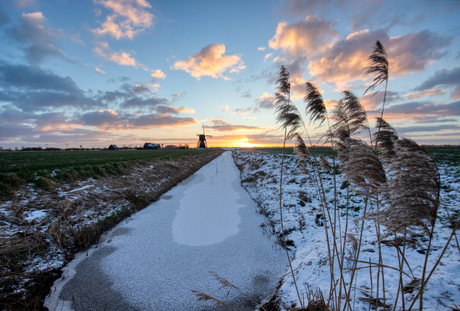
66;184;94;193
233;149;460;310
173;153;242;246
45;151;286;310
25;209;48;221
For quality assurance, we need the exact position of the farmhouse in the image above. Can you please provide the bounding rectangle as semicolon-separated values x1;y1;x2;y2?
143;143;161;149
108;145;119;150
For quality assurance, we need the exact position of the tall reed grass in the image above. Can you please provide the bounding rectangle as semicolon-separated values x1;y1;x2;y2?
275;40;459;311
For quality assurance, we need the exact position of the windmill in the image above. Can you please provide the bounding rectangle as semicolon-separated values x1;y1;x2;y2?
197;124;212;148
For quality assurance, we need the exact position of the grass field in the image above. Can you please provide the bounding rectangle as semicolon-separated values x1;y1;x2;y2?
0;148;217;197
255;145;459;165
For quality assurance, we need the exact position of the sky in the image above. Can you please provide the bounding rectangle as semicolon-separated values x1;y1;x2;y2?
0;0;459;149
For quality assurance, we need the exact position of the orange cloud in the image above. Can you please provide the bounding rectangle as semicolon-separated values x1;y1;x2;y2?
172;44;245;80
269;16;338;58
93;0;154;39
307;29;450;88
405;89;445;99
94;41;138;66
150;69;166;79
307;36;370;89
387;31;450;76
205;119;260;132
94;67;106;74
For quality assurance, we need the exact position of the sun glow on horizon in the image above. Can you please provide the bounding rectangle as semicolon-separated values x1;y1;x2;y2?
238;138;258;148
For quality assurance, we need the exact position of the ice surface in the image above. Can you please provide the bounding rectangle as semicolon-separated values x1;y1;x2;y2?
173;152;241;246
46;151;286;311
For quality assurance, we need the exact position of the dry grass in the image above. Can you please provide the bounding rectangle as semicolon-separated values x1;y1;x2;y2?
270;39;454;311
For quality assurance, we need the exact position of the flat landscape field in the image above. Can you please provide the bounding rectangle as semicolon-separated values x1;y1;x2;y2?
0;148;213;174
0;148;215;197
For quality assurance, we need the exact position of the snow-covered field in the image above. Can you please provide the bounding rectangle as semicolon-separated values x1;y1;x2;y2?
233;148;460;310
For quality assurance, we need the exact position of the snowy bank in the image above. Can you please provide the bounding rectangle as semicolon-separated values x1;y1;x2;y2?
233;148;460;310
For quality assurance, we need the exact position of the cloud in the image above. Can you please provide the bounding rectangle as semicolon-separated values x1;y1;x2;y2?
81;109;125;129
172;44;245;80
0;107;82;141
258;46;265;51
385;100;460;117
0;62;80;93
234;87;251;98
0;62;100;111
0;106;35;124
94;41;139;66
205;119;259;132
264;53;273;62
95;67;106;74
150;69;166;79
282;0;447;34
80;107;197;131
154;105;195;115
268;16;338;94
415;67;460;99
307;29;450;88
34;112;79;132
234;107;255;115
119;96;169;109
93;0;154;39
396;124;460;136
256;92;276;110
8;12;67;64
282;0;342;16
361;90;402;111
129;114;197;128
405;89;445;99
221;105;229;112
387;30;451;75
95;83;190;113
171;93;184;103
0;123;35;140
269;16;338;58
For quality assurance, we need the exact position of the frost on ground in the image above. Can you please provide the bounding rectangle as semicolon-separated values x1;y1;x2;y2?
0;150;223;310
233;148;460;311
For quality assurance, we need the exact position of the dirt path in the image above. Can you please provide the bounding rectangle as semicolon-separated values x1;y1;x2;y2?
45;151;286;310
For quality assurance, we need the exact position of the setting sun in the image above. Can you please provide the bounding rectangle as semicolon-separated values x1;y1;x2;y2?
238;138;258;148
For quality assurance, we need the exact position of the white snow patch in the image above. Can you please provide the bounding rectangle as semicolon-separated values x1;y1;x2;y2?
25;209;48;221
173;152;241;246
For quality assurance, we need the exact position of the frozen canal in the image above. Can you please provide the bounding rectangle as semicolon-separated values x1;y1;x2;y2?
46;151;286;310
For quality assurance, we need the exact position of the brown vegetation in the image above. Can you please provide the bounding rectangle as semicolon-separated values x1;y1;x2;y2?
0;149;223;310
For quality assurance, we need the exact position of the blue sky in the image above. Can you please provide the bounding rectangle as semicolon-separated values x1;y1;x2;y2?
0;0;459;148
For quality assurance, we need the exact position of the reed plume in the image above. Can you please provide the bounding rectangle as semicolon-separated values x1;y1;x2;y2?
274;65;304;308
364;40;389;96
380;138;441;234
330;90;369;165
275;66;302;140
365;40;389;121
331;91;368;141
318;154;332;173
305;82;327;125
374;117;398;160
293;133;311;164
340;138;386;198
